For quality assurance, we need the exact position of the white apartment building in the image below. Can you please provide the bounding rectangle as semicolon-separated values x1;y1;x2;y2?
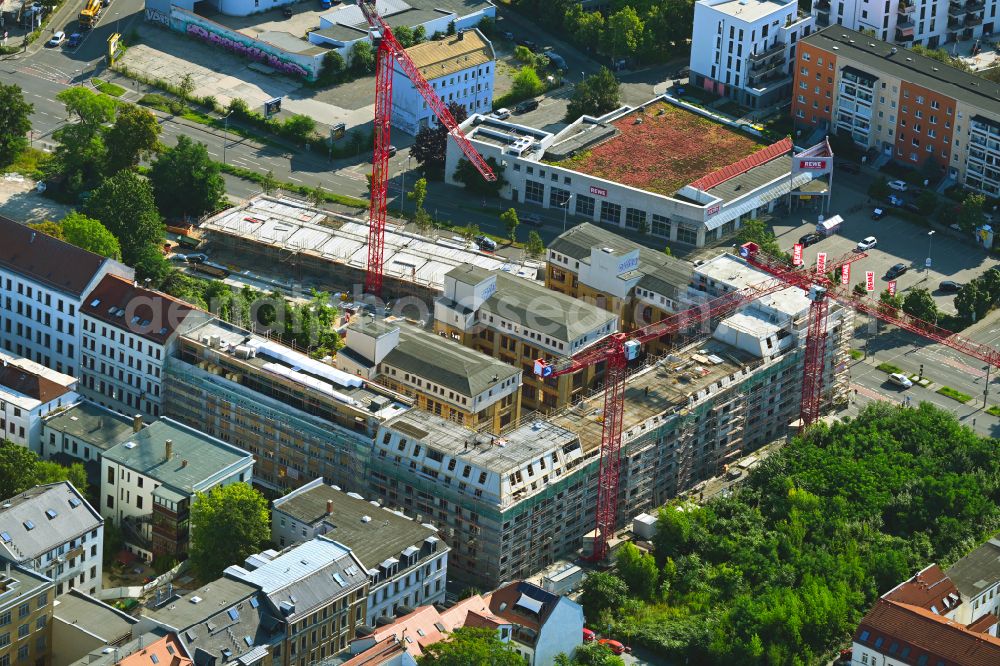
947;534;1000;626
690;0;814;108
100;417;254;561
0;482;104;596
0;216;132;377
812;0;997;48
0;353;78;454
271;479;449;625
80;274;205;421
392;30;495;136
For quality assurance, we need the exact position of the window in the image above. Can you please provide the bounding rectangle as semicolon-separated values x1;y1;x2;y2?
624;207;646;230
676;225;698;245
17;604;28;619
549;187;570;208
524;180;544;204
651;214;671;238
575;194;595;217
599;201;621;225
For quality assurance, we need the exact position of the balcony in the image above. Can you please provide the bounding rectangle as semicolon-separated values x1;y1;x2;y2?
948;1;966;16
749;40;786;63
896;19;915;33
815;12;830;26
948;16;962;27
965;0;985;10
814;0;830;8
897;0;914;14
894;30;915;42
965;12;983;25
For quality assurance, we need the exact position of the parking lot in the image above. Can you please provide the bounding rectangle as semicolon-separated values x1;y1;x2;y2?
769;169;1000;314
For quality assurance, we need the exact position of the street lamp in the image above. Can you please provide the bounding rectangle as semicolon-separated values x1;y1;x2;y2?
222;111;234;165
562;194;574;232
926;230;935;271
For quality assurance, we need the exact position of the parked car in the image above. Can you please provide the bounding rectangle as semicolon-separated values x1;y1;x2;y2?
514;99;539;114
798;232;823;247
598;639;631;656
185;253;208;264
47;31;65;47
857;236;878;251
887;193;905;207
282;6;293;16
522;213;543;227
888;179;909;191
67;32;82;47
582;628;596;643
837;161;860;174
726;467;743;481
547;52;568;71
388;144;397;157
871;207;886;220
939;280;962;292
502;31;514;40
516;38;539;51
886;263;909;279
889;372;913;388
475;235;497;252
491;108;511;120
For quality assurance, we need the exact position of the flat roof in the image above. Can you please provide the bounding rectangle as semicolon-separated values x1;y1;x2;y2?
803;26;1000;112
183;318;411;421
704;0;796;22
348;318;520;397
200;196;540;290
54;590;136;642
41;401;135;451
273;483;439;569
102;418;253;493
383;409;581;474
547;337;760;454
694;253;810;318
0;564;53;613
146;577;259;629
547;101;768;196
947;535;1000;600
317;0;493;42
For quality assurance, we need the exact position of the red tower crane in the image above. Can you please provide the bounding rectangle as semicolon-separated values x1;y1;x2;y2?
356;0;496;297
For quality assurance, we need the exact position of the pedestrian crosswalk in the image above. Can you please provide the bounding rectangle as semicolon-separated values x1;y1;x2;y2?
17;63;72;85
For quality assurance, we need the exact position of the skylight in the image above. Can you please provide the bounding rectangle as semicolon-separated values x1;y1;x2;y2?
332;572;346;587
227;608;239;621
45;509;57;520
243;637;253;647
249;597;259;609
68;498;81;508
0;532;10;543
23;521;34;531
90;299;101;307
150;654;159;664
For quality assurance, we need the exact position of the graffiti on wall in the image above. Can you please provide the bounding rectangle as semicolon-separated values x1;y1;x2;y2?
145;8;170;25
184;23;311;78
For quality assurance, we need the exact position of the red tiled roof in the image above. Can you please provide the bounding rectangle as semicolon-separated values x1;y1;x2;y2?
855;599;1000;666
688;137;794;191
117;633;192;666
882;564;962;614
0;363;71;403
81;275;199;345
968;614;997;635
340;636;408;666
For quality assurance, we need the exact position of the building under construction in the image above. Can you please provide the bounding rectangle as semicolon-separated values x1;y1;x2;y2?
367;252;854;587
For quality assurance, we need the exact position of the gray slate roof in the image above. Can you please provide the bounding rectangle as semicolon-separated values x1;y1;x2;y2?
0;563;52;614
946;535;1000;599
272;483;439;569
803;26;1000;112
54;589;136;642
549;223;692;299
350;320;520;398
102;418;253;495
0;482;102;563
42;401;136;452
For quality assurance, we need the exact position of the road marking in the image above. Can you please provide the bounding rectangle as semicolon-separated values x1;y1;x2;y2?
851;383;901;405
288;176;302;182
920;348;987;378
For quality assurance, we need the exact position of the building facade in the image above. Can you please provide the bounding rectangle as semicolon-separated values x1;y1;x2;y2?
484;581;584;666
100;418;254;561
811;0;997;48
391;30;495;136
0;482;103;597
0;564;54;666
80;275;205;421
41;403;136;486
0;216;132;377
0;354;77;454
336;318;522;434
792;26;1000;196
433;265;618;414
690;0;814;108
163;319;411;493
270;479;449;625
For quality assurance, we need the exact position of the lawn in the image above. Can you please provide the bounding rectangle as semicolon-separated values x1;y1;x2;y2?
552;102;766;196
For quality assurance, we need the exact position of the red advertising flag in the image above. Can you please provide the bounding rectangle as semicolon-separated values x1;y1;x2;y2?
841;263;850;285
866;271;875;291
888;280;897;296
793;243;803;266
816;252;827;274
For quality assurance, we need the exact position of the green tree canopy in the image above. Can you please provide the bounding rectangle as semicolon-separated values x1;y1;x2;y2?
453;157;505;197
902;287;938;322
105;104;161;174
603;7;644;58
408;177;428;212
957;193;986;232
411;102;468;180
60;212;122;260
417;627;523;666
189;482;269;579
350;41;375;75
511;66;544;100
868;176;891;200
567;68;621;121
525;230;545;259
84;170;164;267
150;135;227;220
555;643;626;666
615;541;659;599
734;218;783;258
0;83;33;167
0;439;88;499
579;571;629;619
500;208;519;242
28;221;65;241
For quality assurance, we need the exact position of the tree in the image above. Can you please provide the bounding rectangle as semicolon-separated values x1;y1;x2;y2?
902;287;938;322
501;208;519;243
567;68;620;121
957;193;986;233
310;185;326;208
411;102;468;179
453;157;505;197
178;73;195;104
149;135;227;220
394;25;416;47
615;541;659;599
84;170;164;266
189;482;269;579
868;176;891;200
580;572;629;618
446;19;456;36
0;440;41;500
261;169;279;195
956;280;990;323
526;230;545;259
28;221;65;240
318;51;346;85
61;212;122;260
477;16;496;36
54;87;116;188
0;83;33;166
853;281;869;297
418;627;522;666
35;460;88;495
350;41;375;76
511;66;545;100
282;114;316;143
408;177;428;213
104;104;162;174
734;218;783;258
414;208;433;233
57;86;117;128
603;7;643;59
555;643;626;666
